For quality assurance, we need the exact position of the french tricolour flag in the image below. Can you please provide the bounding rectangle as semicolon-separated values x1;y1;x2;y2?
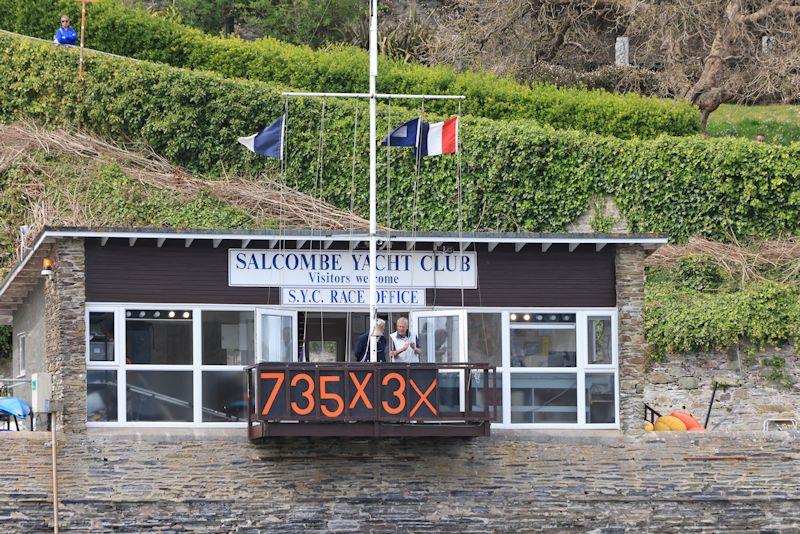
421;116;458;157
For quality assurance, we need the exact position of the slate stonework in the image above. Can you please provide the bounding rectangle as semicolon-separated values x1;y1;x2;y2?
0;431;798;532
644;346;800;432
44;238;87;432
616;244;646;432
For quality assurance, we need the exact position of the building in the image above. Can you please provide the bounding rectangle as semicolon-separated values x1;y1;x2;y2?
0;227;666;434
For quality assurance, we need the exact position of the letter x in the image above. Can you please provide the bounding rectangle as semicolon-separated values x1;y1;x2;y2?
349;372;373;410
409;378;438;417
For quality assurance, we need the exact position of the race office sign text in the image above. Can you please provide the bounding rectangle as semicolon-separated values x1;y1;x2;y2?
229;249;477;307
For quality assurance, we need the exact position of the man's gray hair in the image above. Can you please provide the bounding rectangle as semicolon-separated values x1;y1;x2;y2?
397;316;409;325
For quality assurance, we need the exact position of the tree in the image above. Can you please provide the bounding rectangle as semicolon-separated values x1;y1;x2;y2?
427;0;800;127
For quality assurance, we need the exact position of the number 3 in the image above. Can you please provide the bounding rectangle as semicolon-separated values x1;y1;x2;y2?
290;373;315;415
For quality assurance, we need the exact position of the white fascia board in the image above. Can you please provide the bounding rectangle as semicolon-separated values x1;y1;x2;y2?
39;229;669;247
0;232;49;298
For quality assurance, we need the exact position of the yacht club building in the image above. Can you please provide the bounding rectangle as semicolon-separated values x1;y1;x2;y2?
1;227;666;435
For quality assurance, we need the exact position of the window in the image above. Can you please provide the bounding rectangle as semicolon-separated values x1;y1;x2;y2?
499;311;618;428
88;311;115;362
125;310;192;365
18;334;26;376
202;311;254;365
87;370;117;422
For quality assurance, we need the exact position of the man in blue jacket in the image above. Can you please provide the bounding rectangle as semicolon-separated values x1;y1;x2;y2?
353;318;387;362
54;15;78;46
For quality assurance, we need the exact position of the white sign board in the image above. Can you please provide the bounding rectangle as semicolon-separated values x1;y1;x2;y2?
282;288;426;308
229;250;477;289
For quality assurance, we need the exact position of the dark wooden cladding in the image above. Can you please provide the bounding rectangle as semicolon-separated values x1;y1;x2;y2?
428;244;616;307
85;239;615;307
85;239;279;305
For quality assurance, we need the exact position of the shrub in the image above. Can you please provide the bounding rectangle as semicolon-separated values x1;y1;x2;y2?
0;0;699;139
0;34;798;240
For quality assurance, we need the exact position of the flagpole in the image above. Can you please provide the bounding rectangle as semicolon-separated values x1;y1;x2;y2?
368;0;379;362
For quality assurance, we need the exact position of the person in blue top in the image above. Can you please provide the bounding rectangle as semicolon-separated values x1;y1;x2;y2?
353;318;387;362
54;15;78;46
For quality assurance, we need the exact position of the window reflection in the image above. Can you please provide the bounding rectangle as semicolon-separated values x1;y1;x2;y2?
588;316;612;365
126;310;192;365
89;312;115;362
202;371;247;422
586;373;616;423
417;316;460;363
510;327;576;367
511;373;577;423
87;370;117;421
202;311;254;365
126;371;193;422
467;313;502;367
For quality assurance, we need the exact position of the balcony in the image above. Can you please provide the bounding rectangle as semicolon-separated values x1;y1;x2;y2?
246;362;497;439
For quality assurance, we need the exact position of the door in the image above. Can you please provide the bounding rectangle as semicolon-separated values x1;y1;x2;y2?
256;308;298;362
409;309;468;412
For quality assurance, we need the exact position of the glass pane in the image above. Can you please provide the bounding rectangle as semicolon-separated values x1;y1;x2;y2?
469;370;503;420
417;315;460;363
308;341;338;362
467;313;502;367
202;371;247;422
202;311;255;365
586;373;616;424
260;314;293;362
87;370;117;422
510;373;577;424
588;316;613;365
510;327;576;367
126;371;193;422
89;311;115;362
125;310;193;365
438;372;461;412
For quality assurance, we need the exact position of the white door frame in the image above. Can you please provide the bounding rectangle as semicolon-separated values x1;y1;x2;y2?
256;307;298;362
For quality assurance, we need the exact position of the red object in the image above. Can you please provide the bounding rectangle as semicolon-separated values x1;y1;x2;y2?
671;410;703;431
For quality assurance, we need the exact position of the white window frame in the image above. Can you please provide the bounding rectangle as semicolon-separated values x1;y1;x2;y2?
17;333;26;377
255;307;298;363
84;303;618;430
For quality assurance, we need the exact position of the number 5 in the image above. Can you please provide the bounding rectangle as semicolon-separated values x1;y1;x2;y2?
320;375;344;417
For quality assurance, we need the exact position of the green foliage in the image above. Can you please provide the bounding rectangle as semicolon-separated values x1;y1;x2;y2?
0;0;699;139
0;325;10;361
674;255;725;291
588;199;615;233
0;34;797;240
761;356;792;386
645;277;800;358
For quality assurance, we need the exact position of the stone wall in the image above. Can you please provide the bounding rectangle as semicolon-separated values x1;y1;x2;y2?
616;244;646;431
44;238;87;432
0;430;798;532
644;345;800;432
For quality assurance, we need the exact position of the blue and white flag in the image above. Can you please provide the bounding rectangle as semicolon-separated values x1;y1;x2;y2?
381;117;422;148
238;116;285;159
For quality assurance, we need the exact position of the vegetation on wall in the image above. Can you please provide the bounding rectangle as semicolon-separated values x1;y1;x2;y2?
2;35;798;241
645;240;800;361
0;0;699;139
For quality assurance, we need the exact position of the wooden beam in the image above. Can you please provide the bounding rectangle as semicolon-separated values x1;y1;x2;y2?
568;243;579;252
241;239;251;249
595;242;607;252
212;239;222;249
128;237;137;247
184;238;194;248
100;236;109;246
514;242;525;252
269;239;278;249
324;240;334;249
296;240;307;249
541;243;552;252
157;238;166;248
487;242;499;252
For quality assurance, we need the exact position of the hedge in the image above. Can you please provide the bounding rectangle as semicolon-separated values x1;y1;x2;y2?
0;0;699;139
1;34;798;240
645;278;800;358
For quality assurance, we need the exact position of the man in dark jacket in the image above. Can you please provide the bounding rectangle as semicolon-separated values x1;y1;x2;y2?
353;318;387;362
54;15;78;46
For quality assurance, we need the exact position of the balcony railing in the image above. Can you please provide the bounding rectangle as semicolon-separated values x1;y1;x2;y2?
246;362;497;438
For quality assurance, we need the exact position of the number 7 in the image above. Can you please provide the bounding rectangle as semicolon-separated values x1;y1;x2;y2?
260;372;285;416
